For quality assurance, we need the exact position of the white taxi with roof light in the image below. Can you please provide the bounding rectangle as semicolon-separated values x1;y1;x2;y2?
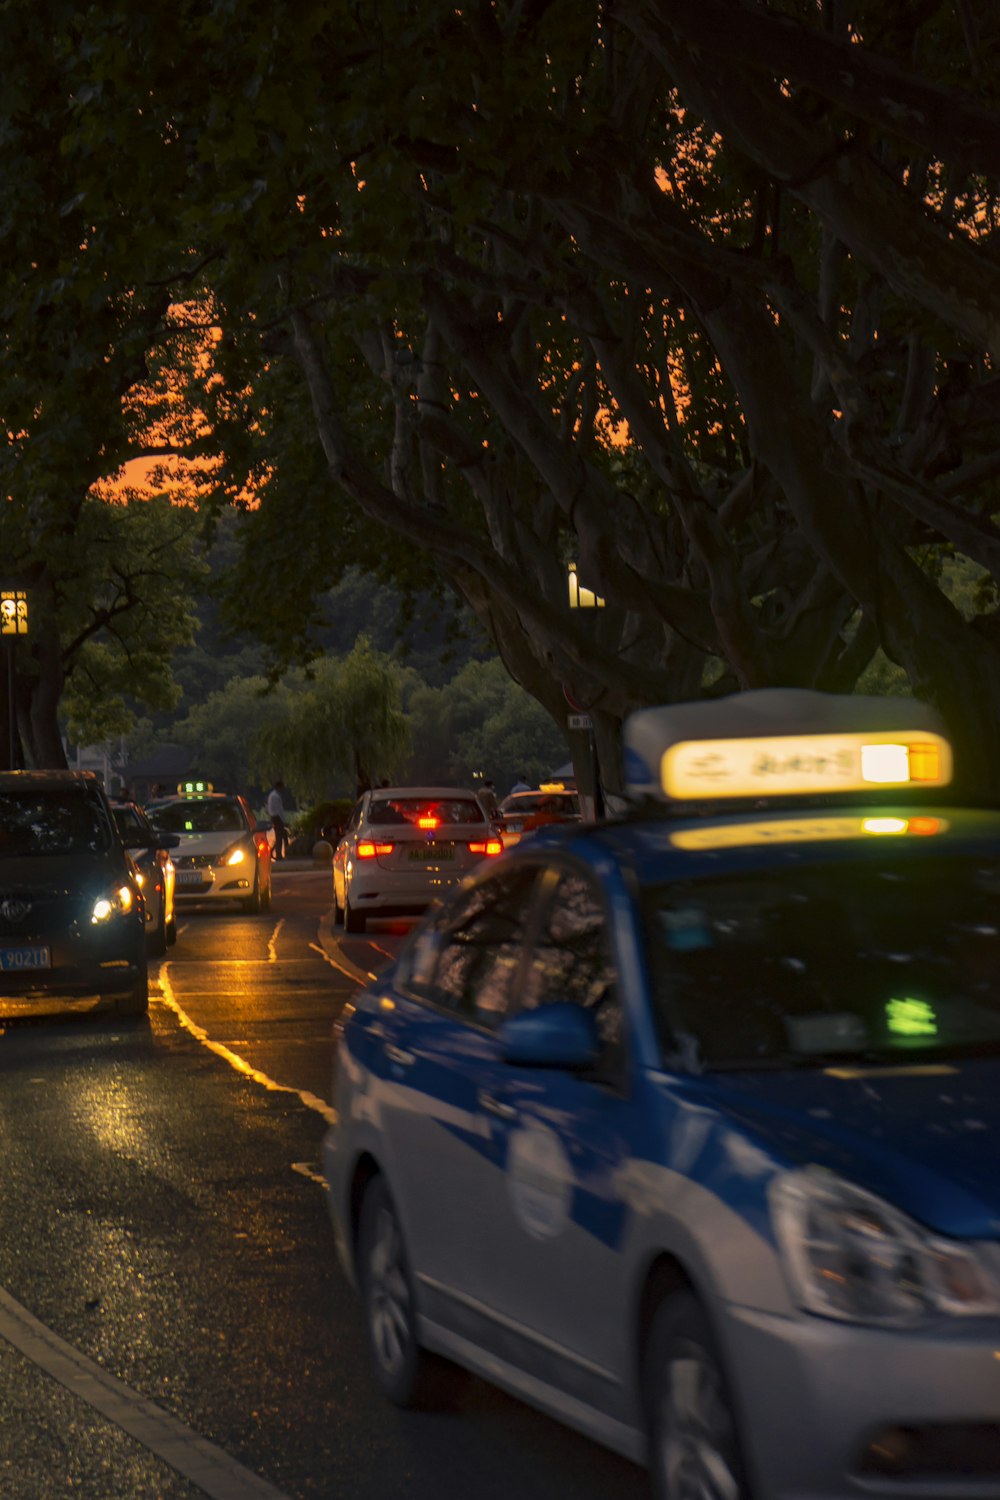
324;690;1000;1500
332;786;502;933
144;782;271;914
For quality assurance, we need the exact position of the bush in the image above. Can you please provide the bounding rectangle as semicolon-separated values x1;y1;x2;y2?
293;798;355;843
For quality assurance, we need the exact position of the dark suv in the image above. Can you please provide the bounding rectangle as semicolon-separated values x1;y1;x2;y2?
0;770;152;1017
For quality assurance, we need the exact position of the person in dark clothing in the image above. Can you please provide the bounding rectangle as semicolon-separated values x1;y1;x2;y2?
267;779;290;860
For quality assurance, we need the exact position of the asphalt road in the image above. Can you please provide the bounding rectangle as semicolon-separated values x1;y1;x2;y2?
0;862;647;1500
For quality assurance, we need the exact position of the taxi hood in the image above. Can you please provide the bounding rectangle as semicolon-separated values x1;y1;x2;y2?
703;1058;1000;1239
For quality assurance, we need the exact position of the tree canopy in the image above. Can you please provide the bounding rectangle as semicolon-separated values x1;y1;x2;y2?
8;1;1000;790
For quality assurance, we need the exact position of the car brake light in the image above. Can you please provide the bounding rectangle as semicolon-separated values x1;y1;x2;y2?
469;839;503;856
417;816;440;829
357;841;394;858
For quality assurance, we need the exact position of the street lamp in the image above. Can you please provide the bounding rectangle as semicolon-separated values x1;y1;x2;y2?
1;586;28;770
563;566;606;818
566;561;605;609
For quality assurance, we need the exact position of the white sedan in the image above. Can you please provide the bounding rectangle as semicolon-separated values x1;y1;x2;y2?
333;787;502;933
144;791;272;914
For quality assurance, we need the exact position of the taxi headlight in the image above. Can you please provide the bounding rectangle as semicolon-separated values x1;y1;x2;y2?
769;1167;999;1326
220;840;250;867
91;885;135;924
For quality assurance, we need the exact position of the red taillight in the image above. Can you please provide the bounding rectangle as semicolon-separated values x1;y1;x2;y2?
357;840;394;859
253;832;270;856
469;839;503;857
417;815;440;830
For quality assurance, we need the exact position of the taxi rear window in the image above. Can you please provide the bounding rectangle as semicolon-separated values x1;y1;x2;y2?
644;855;1000;1070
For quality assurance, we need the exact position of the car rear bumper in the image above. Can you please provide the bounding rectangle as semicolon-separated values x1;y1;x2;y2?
348;865;471;911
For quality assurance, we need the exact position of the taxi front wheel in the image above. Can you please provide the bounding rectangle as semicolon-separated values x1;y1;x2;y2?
358;1178;440;1408
645;1291;749;1500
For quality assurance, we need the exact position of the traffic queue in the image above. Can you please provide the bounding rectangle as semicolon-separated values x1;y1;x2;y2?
323;689;1000;1500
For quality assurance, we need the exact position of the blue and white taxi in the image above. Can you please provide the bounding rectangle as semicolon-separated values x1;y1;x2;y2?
324;690;1000;1499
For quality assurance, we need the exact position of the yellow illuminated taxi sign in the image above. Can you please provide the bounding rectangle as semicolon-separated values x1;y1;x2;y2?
178;780;213;796
662;730;952;800
538;782;566;794
623;690;955;803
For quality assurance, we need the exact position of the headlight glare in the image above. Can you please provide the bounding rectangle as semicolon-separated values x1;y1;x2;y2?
91;885;135;924
221;840;249;867
769;1167;998;1327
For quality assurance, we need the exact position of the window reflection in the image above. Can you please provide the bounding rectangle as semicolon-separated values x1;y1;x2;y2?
522;872;622;1052
0;791;111;856
645;858;1000;1069
431;868;538;1027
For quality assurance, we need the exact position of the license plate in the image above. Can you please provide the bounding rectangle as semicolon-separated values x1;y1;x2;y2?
178;869;211;885
409;844;454;861
0;946;50;971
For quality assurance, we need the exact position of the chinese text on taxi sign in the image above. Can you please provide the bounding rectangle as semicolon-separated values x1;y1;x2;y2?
662;731;950;798
0;590;28;636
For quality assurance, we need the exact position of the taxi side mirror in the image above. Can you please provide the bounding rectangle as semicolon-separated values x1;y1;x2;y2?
499;1003;601;1070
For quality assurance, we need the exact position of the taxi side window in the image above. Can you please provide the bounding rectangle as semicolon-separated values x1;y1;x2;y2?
429;867;538;1028
519;870;624;1064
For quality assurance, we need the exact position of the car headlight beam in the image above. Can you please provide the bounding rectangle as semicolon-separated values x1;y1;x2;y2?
769;1167;998;1327
91;885;135;924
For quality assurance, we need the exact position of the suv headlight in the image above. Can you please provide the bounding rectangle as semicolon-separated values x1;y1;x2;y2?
769;1167;998;1327
220;839;251;867
91;885;136;924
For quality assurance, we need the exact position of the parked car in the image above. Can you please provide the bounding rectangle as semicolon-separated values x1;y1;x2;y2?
111;800;179;956
144;785;271;913
0;770;150;1017
332;786;503;933
324;689;1000;1500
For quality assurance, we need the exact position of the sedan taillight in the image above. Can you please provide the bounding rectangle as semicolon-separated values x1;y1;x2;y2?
357;840;395;858
468;839;503;857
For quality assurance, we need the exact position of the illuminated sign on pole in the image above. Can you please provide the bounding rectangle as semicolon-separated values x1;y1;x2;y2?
0;590;28;636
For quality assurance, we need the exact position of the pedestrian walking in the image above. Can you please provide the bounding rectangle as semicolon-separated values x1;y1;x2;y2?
509;772;531;795
267;779;290;860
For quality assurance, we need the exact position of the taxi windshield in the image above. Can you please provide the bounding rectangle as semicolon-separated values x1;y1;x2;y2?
151;799;245;834
644;855;1000;1070
0;790;112;856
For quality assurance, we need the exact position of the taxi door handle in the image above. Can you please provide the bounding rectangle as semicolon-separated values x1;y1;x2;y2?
478;1090;516;1121
385;1043;415;1067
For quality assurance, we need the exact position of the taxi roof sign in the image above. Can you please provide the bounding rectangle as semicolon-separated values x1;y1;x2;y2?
177;779;214;796
623;689;953;802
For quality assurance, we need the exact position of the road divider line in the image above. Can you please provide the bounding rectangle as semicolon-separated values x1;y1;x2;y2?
291;1161;329;1189
0;1287;292;1500
155;968;336;1127
313;915;378;986
267;918;284;963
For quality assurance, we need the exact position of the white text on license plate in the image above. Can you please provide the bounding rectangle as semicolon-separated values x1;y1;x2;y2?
178;869;210;884
1;946;51;971
409;845;454;860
